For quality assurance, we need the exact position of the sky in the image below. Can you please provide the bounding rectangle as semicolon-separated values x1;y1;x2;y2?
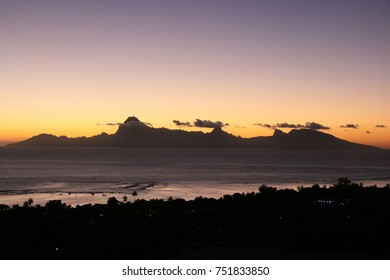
1;0;389;147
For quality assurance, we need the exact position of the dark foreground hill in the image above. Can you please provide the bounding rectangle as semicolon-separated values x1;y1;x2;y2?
9;116;378;149
1;178;390;259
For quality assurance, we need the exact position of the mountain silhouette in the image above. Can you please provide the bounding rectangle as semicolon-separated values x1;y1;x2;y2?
9;116;378;149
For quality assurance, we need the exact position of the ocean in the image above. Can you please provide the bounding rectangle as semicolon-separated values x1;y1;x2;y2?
1;147;389;205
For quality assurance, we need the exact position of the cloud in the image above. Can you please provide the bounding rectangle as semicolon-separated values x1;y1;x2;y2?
340;124;359;129
173;120;193;127
304;122;330;130
275;122;304;129
254;123;273;129
194;119;228;128
173;119;229;128
376;125;387;128
254;122;330;130
96;123;122;126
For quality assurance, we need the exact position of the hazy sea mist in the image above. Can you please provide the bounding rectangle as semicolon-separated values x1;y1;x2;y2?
1;147;389;205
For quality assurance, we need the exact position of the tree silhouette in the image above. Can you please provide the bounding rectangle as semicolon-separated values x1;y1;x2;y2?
107;197;119;207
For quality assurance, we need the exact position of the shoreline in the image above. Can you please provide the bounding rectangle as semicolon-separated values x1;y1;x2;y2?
2;178;390;259
1;179;389;207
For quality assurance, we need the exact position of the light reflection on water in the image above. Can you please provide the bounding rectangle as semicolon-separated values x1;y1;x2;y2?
1;147;389;205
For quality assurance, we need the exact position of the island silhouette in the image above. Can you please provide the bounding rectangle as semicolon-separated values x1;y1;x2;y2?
9;116;378;149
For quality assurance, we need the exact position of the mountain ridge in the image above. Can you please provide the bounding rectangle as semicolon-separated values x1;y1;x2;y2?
8;116;379;149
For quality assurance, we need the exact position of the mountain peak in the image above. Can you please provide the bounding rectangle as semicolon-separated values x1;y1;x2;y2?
124;116;141;123
211;126;224;134
273;129;286;137
120;116;148;128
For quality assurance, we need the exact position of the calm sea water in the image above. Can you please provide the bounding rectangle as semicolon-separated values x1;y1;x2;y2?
1;147;389;204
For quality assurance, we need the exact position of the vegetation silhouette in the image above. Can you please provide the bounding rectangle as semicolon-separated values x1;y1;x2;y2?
1;178;390;259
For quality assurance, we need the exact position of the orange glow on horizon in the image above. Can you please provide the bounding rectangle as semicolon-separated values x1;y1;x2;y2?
1;118;389;149
1;2;389;148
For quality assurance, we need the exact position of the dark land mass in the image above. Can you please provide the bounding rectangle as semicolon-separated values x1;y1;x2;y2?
1;178;390;260
9;116;378;149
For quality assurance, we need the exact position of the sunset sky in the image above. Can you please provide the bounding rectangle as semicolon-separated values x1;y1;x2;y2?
1;0;389;147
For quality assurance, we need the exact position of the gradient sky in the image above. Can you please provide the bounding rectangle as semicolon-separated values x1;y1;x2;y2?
1;0;389;147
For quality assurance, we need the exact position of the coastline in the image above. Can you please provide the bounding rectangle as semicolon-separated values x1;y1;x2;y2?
2;179;390;260
2;147;389;207
1;179;389;207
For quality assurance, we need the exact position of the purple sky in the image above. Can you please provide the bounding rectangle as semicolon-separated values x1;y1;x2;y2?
1;0;389;147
